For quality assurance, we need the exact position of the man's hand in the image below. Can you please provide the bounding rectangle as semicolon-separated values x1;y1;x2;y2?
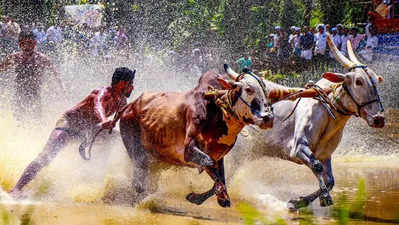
100;120;115;131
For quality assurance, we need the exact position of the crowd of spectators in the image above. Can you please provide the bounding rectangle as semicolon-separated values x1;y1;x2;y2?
241;22;380;73
0;16;130;61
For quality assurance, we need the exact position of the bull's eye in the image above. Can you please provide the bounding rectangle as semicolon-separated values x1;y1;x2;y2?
250;98;261;113
245;86;255;95
355;79;363;86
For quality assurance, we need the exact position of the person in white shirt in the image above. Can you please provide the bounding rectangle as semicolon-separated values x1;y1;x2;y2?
314;24;328;69
46;25;63;51
90;27;108;56
314;24;327;56
329;27;342;58
359;23;379;62
292;27;301;58
340;27;351;57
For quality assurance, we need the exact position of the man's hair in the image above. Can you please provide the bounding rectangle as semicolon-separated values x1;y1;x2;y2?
112;67;135;86
18;30;35;42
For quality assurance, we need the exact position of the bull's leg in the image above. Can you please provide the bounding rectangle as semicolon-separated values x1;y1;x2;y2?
288;142;333;210
186;159;230;207
184;139;215;167
10;129;71;197
120;120;149;203
288;158;335;210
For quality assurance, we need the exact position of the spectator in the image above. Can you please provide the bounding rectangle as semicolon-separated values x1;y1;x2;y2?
314;24;328;68
299;26;314;61
340;27;351;56
349;27;365;51
236;52;253;73
292;27;302;58
359;23;379;62
337;24;344;36
314;24;327;56
32;23;46;49
329;27;342;58
46;24;63;51
114;26;128;50
90;26;108;56
273;26;281;53
4;17;21;41
0;16;6;38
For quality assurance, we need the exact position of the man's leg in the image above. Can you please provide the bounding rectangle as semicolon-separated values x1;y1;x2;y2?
10;128;72;196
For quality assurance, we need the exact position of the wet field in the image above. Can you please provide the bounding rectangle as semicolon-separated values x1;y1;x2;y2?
0;53;398;225
1;157;399;225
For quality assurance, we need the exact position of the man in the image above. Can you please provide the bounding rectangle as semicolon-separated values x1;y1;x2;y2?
299;26;314;61
236;52;253;73
329;27;342;58
0;30;64;122
90;26;108;57
359;23;379;62
9;67;136;197
314;24;328;69
349;27;365;51
340;27;350;56
45;24;63;52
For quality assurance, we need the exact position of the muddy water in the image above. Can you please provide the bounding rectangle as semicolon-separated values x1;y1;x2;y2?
0;54;398;224
1;156;399;225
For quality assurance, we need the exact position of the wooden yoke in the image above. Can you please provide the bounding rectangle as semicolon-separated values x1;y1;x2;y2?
268;87;333;104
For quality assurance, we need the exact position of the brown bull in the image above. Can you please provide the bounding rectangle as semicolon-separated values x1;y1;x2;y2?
119;64;322;207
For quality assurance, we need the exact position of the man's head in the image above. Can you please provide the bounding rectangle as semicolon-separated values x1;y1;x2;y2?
18;30;36;54
331;27;338;35
275;26;281;34
317;24;325;34
351;27;358;35
112;67;136;97
337;24;344;34
344;27;349;35
325;24;331;32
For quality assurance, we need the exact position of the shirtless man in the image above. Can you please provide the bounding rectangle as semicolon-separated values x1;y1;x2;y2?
0;30;64;122
9;67;135;197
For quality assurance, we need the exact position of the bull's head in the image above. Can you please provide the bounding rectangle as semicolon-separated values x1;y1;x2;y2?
323;35;385;128
217;64;274;129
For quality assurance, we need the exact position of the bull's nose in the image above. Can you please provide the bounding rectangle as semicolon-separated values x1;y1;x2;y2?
263;114;273;123
373;115;385;128
260;114;274;129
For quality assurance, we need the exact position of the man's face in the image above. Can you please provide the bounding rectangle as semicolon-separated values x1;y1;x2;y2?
114;80;134;98
318;27;324;33
18;38;36;54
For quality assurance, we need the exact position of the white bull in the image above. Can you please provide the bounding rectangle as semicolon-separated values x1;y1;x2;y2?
231;35;385;210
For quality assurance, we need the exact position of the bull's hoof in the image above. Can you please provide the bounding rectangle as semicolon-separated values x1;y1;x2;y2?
217;198;231;208
319;193;333;207
287;197;310;211
186;192;206;205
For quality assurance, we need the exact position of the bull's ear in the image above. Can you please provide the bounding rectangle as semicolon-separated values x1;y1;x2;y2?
322;72;346;83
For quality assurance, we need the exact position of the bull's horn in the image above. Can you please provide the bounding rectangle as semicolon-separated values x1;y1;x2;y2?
347;39;363;65
224;64;239;80
327;34;354;70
